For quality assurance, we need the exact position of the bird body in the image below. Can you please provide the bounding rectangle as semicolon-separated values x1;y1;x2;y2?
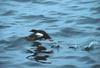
25;29;52;41
29;29;52;41
26;29;60;48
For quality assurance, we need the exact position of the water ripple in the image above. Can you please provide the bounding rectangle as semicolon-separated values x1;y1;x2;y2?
0;10;17;16
76;17;100;24
0;0;100;68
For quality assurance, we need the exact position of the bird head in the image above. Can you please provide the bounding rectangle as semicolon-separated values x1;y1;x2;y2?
30;29;38;32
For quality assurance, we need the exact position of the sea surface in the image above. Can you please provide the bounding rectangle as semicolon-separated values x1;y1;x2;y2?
0;0;100;68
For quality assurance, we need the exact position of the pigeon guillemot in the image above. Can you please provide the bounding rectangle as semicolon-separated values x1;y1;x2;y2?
30;29;52;39
26;29;53;41
25;29;60;48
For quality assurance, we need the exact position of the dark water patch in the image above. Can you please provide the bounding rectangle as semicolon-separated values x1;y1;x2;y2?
7;64;23;68
40;1;58;5
32;0;58;5
0;62;24;68
65;20;74;23
0;37;30;51
91;64;100;68
0;10;17;16
0;25;11;29
90;7;100;13
78;56;96;64
58;27;85;37
0;40;11;44
49;11;68;16
86;59;96;64
16;15;53;21
92;32;100;36
0;45;6;53
40;19;59;23
95;46;100;50
88;32;100;37
69;6;79;8
78;1;97;4
76;17;100;24
0;2;15;6
4;45;22;51
0;2;10;5
26;54;51;64
31;0;44;3
69;5;86;11
83;26;94;29
0;56;12;59
71;8;86;11
32;0;45;4
0;61;12;66
15;20;32;24
53;56;81;59
22;62;44;67
96;27;100;30
11;0;31;2
48;24;59;27
55;65;78;68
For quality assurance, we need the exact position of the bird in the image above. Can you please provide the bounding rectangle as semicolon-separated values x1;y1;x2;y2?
30;29;52;40
25;29;60;48
26;29;53;41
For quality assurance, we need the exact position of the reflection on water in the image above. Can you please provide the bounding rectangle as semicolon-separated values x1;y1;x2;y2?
26;42;53;64
0;0;100;68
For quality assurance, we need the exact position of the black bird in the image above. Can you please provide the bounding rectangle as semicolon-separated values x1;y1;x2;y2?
26;29;53;41
25;29;60;48
30;29;52;40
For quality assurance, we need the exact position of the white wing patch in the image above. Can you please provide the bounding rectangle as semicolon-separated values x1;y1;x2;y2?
36;33;43;37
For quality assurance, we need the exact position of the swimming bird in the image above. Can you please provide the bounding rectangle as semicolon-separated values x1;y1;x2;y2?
26;29;60;48
30;29;52;41
25;29;53;42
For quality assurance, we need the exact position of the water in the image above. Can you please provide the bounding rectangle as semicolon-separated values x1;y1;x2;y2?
0;0;100;68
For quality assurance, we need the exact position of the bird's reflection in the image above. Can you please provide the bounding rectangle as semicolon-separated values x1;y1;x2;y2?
25;29;60;63
26;42;53;63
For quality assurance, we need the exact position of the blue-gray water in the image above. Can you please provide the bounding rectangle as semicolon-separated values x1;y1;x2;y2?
0;0;100;68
